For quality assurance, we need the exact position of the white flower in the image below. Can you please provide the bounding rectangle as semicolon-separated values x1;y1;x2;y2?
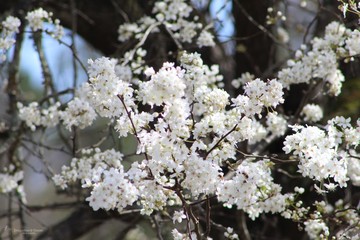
294;187;305;194
171;229;186;240
17;102;41;131
304;219;329;239
52;174;68;189
224;227;239;240
301;104;323;122
61;97;97;130
283;125;349;187
266;112;287;137
277;27;289;43
346;29;360;56
26;8;53;31
197;88;229;113
41;102;61;127
2;16;21;33
197;30;215;48
138;62;186;106
86;57;136;118
144;67;155;76
51;19;64;39
53;149;138;212
117;0;212;45
0;171;24;193
231;72;254;89
347;154;360;186
86;167;139;211
172;210;186;223
232;78;284;117
326;69;344;96
118;23;139;42
182;153;222;196
217;160;289;220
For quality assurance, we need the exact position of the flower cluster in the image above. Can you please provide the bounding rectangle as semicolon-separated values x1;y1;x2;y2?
139;63;186;106
17;100;95;131
217;160;292;220
231;78;284;117
231;72;255;89
0;16;20;61
283;124;351;188
53;148;139;212
40;50;293;224
304;219;330;240
224;227;239;240
26;8;52;31
26;8;64;39
0;170;23;193
301;104;323;122
8;4;360;237
278;21;360;96
327;116;360;148
0;8;64;62
347;152;360;186
118;0;215;48
266;112;287;138
14;36;360;238
60;98;96;130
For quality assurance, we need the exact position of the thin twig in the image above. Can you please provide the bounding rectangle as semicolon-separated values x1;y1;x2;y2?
164;26;183;49
204;196;211;237
70;0;79;90
152;214;164;240
276;168;302;179
233;0;292;51
236;149;298;163
8;193;14;240
205;124;238;159
117;95;148;161
176;190;200;239
121;22;161;66
21;137;71;155
18;194;30;240
237;210;251;240
25;202;81;211
111;0;130;22
39;88;74;105
47;32;88;76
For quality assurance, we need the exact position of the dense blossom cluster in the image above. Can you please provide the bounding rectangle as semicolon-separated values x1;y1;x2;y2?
13;19;360;238
1;1;360;239
44;51;292;220
282;123;357;189
278;22;360;96
53;148;139;211
232;78;284;117
217;160;292;220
